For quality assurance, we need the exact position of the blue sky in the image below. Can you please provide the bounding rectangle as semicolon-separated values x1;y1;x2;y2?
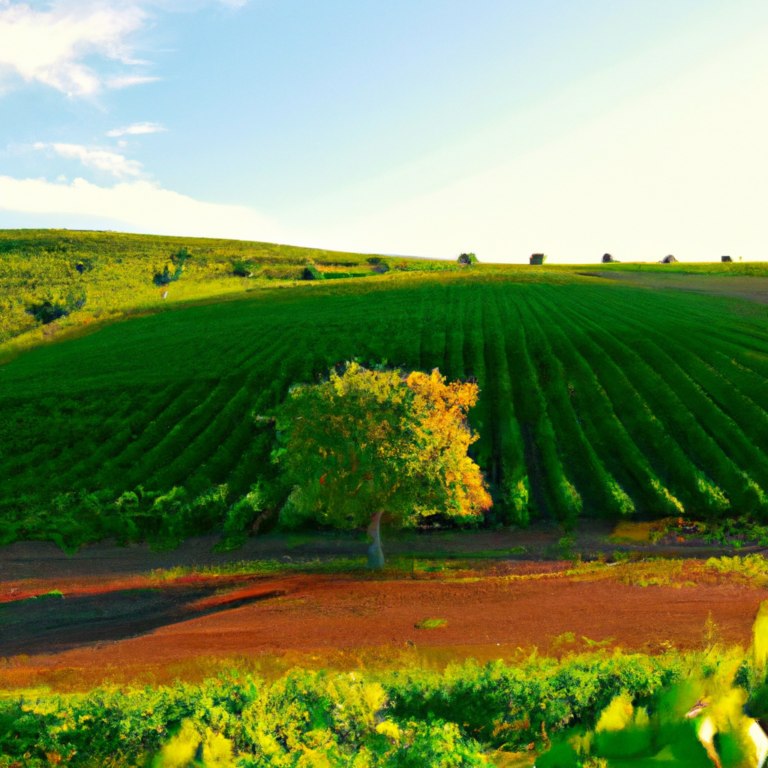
0;0;766;262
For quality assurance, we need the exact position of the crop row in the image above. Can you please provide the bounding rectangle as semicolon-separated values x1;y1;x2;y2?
3;279;768;527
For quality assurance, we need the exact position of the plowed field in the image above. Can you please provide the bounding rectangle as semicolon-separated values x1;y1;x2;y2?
11;571;767;677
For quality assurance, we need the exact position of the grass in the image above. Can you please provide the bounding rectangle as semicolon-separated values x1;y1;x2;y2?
0;229;470;357
4;251;768;547
415;618;448;629
586;260;768;276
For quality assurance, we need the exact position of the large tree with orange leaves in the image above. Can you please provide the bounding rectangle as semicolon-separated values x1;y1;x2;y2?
272;362;492;567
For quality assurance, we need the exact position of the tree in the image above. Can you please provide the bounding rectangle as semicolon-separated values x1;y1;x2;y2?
272;362;492;567
457;253;478;265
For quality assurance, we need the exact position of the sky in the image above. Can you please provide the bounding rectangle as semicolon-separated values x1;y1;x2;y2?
0;0;766;262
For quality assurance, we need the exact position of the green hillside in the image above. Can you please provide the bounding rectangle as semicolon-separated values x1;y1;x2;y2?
11;229;766;365
0;229;467;360
3;235;768;548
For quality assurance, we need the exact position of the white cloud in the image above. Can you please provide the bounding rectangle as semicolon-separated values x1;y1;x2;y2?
107;122;166;137
0;1;253;97
0;176;282;242
106;74;159;89
0;1;147;96
35;142;143;178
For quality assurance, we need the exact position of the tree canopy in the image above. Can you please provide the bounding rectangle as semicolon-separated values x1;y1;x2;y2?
272;362;491;539
457;253;478;265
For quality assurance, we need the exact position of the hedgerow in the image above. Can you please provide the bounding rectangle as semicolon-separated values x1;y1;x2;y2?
0;653;695;767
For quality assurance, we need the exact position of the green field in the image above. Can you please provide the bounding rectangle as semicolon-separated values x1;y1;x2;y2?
9;230;766;363
4;232;768;547
0;229;468;358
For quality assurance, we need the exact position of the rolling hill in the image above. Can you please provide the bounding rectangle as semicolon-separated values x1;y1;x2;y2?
4;231;768;549
0;229;465;360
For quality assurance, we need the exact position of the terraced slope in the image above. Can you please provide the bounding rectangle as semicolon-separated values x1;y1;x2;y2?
3;274;768;543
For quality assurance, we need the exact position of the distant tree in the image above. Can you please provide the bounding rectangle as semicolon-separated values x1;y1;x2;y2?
458;253;478;265
272;363;491;567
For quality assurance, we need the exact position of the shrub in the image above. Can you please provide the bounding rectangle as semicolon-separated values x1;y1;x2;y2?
302;264;324;280
25;292;86;324
0;653;701;766
232;260;254;277
218;482;266;550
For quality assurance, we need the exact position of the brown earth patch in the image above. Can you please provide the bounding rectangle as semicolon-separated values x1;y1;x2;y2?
14;574;767;675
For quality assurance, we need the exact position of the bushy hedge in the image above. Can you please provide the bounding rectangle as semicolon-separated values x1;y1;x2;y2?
0;670;486;768
0;483;274;553
0;652;703;767
386;653;687;751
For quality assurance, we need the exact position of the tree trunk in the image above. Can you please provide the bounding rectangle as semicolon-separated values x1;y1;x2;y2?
367;510;385;569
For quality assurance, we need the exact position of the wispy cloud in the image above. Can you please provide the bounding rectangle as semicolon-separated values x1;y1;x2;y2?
35;142;143;178
107;122;166;137
0;175;281;242
0;1;148;96
106;74;159;90
0;1;255;98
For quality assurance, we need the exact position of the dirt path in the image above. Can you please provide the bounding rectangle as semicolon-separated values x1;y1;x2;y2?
18;574;767;671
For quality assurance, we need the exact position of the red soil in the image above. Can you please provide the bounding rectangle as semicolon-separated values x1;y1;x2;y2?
27;574;768;671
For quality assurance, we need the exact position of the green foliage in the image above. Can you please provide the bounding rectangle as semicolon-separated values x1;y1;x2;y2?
273;363;491;532
702;517;768;547
5;255;768;544
4;639;768;767
501;472;530;527
385;653;686;752
415;618;447;629
217;483;267;551
232;259;254;277
0;483;267;552
0;670;486;768
302;264;324;281
26;291;86;324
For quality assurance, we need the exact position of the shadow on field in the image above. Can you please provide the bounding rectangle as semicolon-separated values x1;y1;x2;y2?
0;583;285;657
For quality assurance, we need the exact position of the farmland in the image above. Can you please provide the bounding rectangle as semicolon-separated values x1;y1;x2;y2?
6;232;768;766
4;239;768;547
3;554;768;767
0;229;463;357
